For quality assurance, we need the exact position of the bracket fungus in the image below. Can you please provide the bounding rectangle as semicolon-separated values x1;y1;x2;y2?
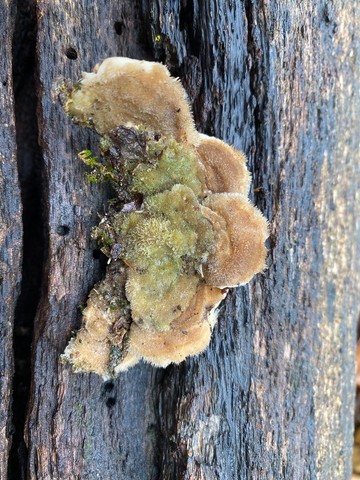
62;57;269;378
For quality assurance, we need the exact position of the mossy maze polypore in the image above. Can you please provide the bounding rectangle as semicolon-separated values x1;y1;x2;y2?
62;57;269;377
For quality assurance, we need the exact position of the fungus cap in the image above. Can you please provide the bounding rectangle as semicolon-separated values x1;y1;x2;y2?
125;270;200;331
66;57;198;144
64;332;111;378
196;134;251;195
202;193;269;287
127;284;226;367
63;300;112;378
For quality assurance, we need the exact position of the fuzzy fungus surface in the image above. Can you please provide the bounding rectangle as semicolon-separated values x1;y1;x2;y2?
62;57;269;378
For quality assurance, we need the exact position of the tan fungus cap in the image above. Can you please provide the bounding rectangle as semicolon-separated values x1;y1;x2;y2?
202;193;268;287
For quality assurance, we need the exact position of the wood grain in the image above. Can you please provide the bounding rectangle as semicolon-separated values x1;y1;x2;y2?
0;2;22;478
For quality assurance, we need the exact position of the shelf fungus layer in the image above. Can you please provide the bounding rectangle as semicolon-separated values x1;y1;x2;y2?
62;57;269;378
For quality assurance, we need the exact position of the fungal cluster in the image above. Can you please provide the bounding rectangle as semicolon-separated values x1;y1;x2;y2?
62;57;268;378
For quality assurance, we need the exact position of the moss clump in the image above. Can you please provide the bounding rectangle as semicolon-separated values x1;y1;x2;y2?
131;138;204;197
80;130;204;198
78;149;116;184
94;184;215;330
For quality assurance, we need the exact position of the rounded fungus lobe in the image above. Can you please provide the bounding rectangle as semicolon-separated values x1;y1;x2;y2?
66;57;198;144
202;193;269;287
197;134;251;195
64;303;112;378
128;284;226;367
62;264;131;378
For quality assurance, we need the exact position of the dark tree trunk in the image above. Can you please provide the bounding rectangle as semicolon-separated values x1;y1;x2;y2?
2;1;359;479
0;2;22;478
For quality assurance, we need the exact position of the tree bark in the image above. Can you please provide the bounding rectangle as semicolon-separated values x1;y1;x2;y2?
2;0;360;479
0;2;22;478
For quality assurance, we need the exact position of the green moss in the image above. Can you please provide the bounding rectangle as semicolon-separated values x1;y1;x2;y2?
94;185;215;331
77;134;204;202
66;120;216;332
131;138;204;196
78;149;115;184
92;216;118;256
117;185;213;271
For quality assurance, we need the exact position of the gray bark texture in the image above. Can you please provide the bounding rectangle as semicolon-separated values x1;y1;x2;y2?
0;3;22;479
1;0;359;479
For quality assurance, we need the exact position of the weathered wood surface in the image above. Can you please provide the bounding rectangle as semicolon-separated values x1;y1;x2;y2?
0;1;27;478
2;0;359;479
0;2;22;479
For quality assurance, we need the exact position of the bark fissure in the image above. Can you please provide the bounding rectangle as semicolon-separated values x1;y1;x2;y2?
8;1;45;478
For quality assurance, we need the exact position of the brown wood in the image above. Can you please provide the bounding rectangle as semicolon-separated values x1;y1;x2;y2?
3;0;360;478
0;2;22;478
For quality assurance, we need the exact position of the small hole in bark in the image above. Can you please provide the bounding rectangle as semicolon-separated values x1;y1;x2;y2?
106;397;116;407
56;225;70;236
65;47;78;60
2;81;7;86
114;21;124;35
104;381;114;392
92;248;101;259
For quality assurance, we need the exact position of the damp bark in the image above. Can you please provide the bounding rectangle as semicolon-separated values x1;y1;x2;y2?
0;1;359;479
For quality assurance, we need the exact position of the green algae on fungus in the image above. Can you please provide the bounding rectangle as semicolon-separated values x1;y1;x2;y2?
131;137;204;197
62;57;269;378
95;185;215;331
121;185;215;330
126;271;199;331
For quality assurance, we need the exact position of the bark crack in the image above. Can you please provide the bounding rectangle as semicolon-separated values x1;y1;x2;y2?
8;1;45;478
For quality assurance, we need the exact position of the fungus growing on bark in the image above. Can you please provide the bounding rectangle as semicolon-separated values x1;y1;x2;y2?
62;57;269;378
196;134;251;195
64;263;131;377
202;194;269;287
128;284;226;367
65;57;198;144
